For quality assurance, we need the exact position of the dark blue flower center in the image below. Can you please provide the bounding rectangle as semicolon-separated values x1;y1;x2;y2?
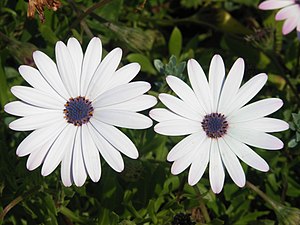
201;113;228;138
63;96;94;126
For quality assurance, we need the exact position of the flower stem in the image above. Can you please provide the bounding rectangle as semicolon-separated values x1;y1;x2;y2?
194;186;211;223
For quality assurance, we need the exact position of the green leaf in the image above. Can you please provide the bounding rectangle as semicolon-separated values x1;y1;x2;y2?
288;138;297;148
0;59;8;107
168;27;182;58
127;53;156;75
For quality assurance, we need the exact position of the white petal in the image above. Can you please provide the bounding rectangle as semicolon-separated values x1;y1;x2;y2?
154;119;202;136
89;122;124;172
4;101;51;117
93;81;151;108
187;59;212;113
228;127;283;150
223;73;268;115
61;141;73;187
149;108;183;122
282;15;299;35
72;127;87;187
101;95;157;112
166;75;205;115
229;98;283;123
33;50;69;99
218;58;244;112
87;48;122;99
167;131;206;161
16;120;66;156
41;125;77;176
159;93;202;121
209;140;225;194
218;138;245;187
171;150;196;175
188;138;211;186
275;5;299;20
80;37;102;96
67;37;83;95
208;55;225;112
231;117;289;132
90;119;138;159
82;124;101;182
223;135;269;172
258;0;295;10
26;137;57;171
18;65;65;101
11;86;64;109
9;111;63;131
107;63;141;90
55;41;78;96
94;109;152;129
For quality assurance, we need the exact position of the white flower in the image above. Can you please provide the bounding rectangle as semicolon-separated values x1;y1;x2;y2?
150;55;289;194
4;37;157;187
258;0;300;35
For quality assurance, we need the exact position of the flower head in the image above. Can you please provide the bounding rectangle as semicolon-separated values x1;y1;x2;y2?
4;37;157;187
150;55;289;194
258;0;300;35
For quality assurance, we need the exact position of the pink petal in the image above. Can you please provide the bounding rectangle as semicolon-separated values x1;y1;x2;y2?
259;0;295;10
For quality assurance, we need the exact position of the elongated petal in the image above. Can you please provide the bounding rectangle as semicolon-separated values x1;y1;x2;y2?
72;127;87;187
208;55;225;112
61;141;73;187
89;122;124;172
171;150;196;175
101;95;157;112
149;108;183;122
223;73;268;115
231;118;289;132
9;111;63;131
33;51;69;99
166;75;205;115
159;93;202;121
275;5;299;20
218;138;245;187
41;125;77;176
167;131;206;161
56;41;78;97
16;120;66;156
94;109;152;129
90;119;138;159
83;124;101;182
80;37;102;96
11;86;64;109
93;82;150;108
188;138;211;186
228;98;283;123
106;63;140;90
282;15;299;34
18;65;64;101
223;135;269;171
154;119;202;136
67;37;83;95
258;0;294;10
218;58;244;112
228;127;284;150
87;48;122;99
209;140;225;194
187;59;212;113
4;101;51;116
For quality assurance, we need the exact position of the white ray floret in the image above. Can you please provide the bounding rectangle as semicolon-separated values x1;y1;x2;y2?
150;55;289;194
5;37;157;187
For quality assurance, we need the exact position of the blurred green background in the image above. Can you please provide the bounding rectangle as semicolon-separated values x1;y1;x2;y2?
0;0;300;224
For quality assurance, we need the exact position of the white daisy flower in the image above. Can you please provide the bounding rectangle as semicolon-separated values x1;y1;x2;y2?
258;0;300;35
4;37;157;187
150;55;289;194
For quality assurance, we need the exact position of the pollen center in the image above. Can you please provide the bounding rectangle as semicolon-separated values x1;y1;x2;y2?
63;96;94;126
201;113;228;138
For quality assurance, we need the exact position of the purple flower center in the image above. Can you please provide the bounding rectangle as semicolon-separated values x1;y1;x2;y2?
201;113;228;138
63;96;94;126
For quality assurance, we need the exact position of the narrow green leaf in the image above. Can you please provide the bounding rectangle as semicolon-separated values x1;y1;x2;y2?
127;53;156;75
168;27;182;58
